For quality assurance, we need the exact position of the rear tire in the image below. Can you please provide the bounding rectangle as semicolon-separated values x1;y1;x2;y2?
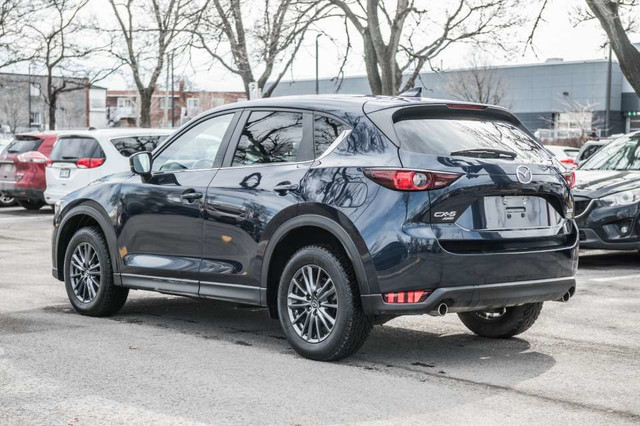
16;198;45;210
277;245;372;361
458;303;543;338
0;192;16;207
64;226;128;317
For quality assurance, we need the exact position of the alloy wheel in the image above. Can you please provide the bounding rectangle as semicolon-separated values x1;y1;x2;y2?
287;264;338;343
70;242;101;303
0;193;13;204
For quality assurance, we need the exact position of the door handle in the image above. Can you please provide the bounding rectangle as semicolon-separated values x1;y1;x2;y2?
180;191;203;203
274;182;299;195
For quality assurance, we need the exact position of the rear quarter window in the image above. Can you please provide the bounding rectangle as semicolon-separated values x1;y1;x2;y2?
110;135;168;157
50;137;104;161
394;115;547;162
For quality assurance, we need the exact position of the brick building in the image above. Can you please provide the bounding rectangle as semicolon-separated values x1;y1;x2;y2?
106;87;246;128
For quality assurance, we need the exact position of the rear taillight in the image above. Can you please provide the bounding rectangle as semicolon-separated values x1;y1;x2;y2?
384;290;432;304
76;158;105;169
17;151;48;163
363;169;461;191
564;170;575;189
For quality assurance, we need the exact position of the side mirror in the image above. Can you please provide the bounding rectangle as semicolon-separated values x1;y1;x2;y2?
130;151;152;181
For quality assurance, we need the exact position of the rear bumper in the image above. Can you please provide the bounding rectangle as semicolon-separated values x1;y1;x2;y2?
44;188;66;205
361;276;576;315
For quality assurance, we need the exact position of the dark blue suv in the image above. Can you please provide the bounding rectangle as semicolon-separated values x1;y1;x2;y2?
52;95;578;361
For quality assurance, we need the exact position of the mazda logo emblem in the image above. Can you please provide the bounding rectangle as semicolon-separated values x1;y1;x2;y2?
516;165;532;184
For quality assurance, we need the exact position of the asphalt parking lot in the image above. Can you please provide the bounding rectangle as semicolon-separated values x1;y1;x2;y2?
1;206;639;424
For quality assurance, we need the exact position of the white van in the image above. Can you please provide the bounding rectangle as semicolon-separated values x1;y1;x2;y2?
44;128;172;205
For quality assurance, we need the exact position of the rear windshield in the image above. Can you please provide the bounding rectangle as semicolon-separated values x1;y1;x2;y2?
50;137;104;161
110;135;168;157
394;117;547;161
5;137;43;154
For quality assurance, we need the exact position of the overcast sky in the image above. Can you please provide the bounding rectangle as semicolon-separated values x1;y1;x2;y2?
91;0;634;92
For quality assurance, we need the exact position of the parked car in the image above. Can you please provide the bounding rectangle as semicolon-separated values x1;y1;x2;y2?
544;145;580;169
0;137;17;207
575;139;610;166
0;133;58;210
574;132;640;250
44;129;171;205
52;96;578;361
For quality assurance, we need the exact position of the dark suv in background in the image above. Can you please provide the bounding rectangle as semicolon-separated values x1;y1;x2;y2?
52;96;578;361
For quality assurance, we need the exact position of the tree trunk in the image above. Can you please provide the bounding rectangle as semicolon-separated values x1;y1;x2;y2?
138;89;153;128
362;32;383;95
48;95;57;130
587;0;640;96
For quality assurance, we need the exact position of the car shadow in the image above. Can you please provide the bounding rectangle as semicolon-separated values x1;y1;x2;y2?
579;249;640;270
0;206;53;216
53;293;556;388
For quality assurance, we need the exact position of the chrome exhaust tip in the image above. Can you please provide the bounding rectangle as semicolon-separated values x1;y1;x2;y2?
560;291;571;302
437;302;448;316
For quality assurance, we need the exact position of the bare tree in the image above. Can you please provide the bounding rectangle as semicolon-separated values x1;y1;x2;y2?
107;0;193;127
25;0;116;130
444;54;511;107
538;99;602;145
327;0;523;96
0;0;35;69
192;0;330;98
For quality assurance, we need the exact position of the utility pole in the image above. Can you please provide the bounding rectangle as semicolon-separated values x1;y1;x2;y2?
315;34;321;95
605;43;612;137
164;55;170;128
27;63;32;129
171;53;175;128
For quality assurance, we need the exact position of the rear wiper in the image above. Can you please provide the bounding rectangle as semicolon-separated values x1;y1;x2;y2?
61;156;78;160
450;148;517;159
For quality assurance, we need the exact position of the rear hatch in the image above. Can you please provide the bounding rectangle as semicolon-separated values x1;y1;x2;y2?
0;136;44;184
46;136;105;196
368;104;575;255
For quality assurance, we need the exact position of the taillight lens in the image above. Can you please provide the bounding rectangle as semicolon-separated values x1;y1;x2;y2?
76;158;105;169
564;170;575;189
17;151;48;163
363;169;461;191
384;290;432;304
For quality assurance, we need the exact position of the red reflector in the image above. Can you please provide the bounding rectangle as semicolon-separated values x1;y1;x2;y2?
446;103;487;110
76;158;105;169
564;170;575;189
363;169;461;191
383;290;431;304
560;158;574;164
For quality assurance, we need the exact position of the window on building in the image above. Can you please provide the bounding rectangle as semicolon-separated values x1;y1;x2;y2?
30;112;41;126
211;97;225;108
117;97;134;109
187;98;199;110
159;97;177;110
30;83;40;97
629;117;640;133
232;111;304;166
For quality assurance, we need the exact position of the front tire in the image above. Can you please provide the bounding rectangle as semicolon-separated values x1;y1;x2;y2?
458;303;543;338
277;245;372;361
17;198;45;210
63;226;128;317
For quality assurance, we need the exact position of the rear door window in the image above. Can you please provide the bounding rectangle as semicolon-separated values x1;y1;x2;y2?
5;137;43;154
232;111;305;166
394;115;548;162
110;135;168;157
50;137;104;162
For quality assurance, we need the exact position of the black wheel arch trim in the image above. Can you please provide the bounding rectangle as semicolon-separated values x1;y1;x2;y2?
54;201;119;282
260;211;378;305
